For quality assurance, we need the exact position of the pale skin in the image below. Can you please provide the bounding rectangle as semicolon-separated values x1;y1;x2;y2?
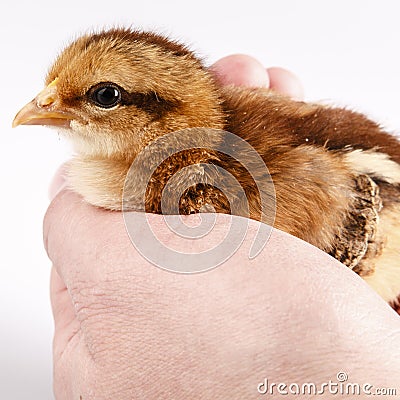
45;56;400;399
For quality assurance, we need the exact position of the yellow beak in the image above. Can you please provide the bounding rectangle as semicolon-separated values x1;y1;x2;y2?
12;78;75;128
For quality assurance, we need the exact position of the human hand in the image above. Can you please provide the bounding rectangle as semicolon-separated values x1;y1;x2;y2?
45;56;400;399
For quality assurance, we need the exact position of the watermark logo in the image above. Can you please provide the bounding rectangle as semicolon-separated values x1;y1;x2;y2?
122;128;276;273
336;371;348;382
257;372;397;396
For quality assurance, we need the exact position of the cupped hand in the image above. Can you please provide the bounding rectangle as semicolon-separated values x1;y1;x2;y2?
45;56;400;400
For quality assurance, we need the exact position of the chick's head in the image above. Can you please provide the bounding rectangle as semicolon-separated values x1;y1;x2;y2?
13;29;224;160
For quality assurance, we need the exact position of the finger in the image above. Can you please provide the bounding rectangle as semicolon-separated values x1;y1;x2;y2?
51;263;89;399
43;190;130;285
210;54;270;88
43;189;238;284
50;266;81;359
210;54;304;100
267;66;304;100
48;163;68;201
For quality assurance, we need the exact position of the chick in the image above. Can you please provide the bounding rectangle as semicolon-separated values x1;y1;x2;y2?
13;28;400;304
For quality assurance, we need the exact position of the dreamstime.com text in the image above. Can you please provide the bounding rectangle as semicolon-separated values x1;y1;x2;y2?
257;372;397;396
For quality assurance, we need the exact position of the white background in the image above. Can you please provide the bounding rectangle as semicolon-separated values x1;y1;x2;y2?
1;0;400;398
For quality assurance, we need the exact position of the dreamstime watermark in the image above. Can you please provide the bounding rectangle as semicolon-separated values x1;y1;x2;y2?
257;372;397;396
122;128;276;273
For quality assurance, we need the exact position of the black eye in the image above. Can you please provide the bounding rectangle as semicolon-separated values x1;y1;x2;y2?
91;84;121;108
